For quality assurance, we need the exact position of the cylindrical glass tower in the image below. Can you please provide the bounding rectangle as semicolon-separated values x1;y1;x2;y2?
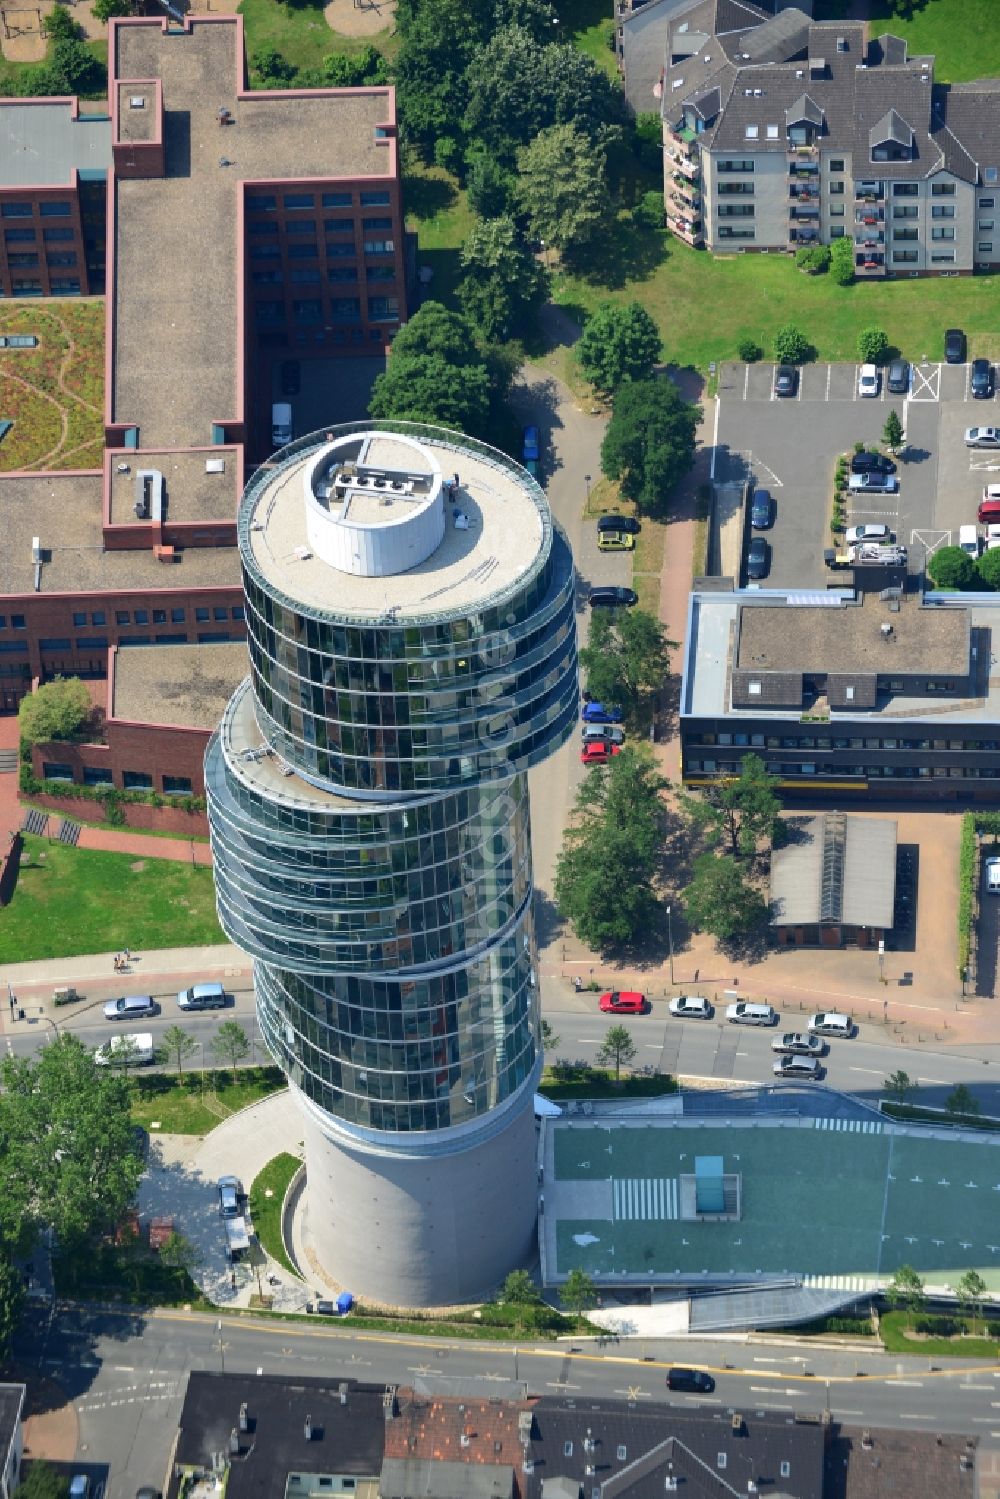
205;423;577;1305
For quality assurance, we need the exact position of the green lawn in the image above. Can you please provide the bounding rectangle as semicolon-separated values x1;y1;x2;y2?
249;1152;301;1274
868;0;1000;84
238;0;396;73
556;0;618;80
553;231;1000;372
880;1309;1000;1358
404;163;476;309
0;834;224;962
131;1068;287;1135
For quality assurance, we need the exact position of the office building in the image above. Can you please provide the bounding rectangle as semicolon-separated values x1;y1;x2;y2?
205;422;578;1305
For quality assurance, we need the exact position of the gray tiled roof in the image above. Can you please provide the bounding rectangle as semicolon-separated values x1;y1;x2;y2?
786;91;823;126
935;80;1000;186
827;672;877;710
870;106;914;149
731;667;803;707
735;4;810;64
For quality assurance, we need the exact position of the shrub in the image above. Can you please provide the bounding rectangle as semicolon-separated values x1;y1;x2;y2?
433;136;462;174
633;191;665;230
795;244;830;275
857;326;889;364
927;544;976;591
830;235;855;285
958;812;975;979
773;323;809;364
737;337;762;363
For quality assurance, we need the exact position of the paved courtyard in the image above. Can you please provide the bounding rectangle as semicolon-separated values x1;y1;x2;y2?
543;1113;1000;1293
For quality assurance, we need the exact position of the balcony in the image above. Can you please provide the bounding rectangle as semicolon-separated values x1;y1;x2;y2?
789;203;820;222
669;154;701;180
855;232;885;247
668;213;703;246
668;121;699;148
669;178;701;209
786;144;819;161
855;254;886;277
788;184;818;202
855;209;884;227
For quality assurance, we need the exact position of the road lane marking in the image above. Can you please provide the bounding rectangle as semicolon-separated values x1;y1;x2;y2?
849;1067;885;1075
711;389;722;481
893;1380;924;1387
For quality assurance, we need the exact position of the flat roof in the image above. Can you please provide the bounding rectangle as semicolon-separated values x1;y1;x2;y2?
221;675;371;812
0;103;110;187
112;640;247;726
736;596;968;677
116;82;157;144
247;433;546;619
0;473;241;595
112;18;395;448
108;447;240;526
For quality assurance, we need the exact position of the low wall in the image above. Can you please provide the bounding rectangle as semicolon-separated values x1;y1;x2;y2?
26;790;208;838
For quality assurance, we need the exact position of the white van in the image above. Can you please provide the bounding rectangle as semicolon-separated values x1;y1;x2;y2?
985;855;1000;894
959;524;982;558
95;1032;154;1067
808;1011;855;1039
177;981;226;1011
271;401;292;448
725;1000;777;1026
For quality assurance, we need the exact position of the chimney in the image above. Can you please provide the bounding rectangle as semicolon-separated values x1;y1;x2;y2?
304;1414;313;1441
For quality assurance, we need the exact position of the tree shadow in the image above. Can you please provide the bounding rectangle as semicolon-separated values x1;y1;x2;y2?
403;171;457;221
533;886;564;950
567;218;670;291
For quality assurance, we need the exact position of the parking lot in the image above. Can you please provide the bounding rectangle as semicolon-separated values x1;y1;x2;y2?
714;360;1000;587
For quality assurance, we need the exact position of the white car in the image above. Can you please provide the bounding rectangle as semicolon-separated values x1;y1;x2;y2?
668;995;712;1020
986;855;1000;894
581;723;625;745
858;364;880;398
845;523;890;545
959;524;982;558
987;524;1000;551
965;426;1000;448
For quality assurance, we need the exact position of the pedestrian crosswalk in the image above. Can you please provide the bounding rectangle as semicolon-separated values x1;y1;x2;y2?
613;1178;679;1221
802;1273;873;1292
813;1117;882;1134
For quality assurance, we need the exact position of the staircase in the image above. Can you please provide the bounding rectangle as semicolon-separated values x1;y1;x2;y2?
0;749;18;773
21;809;49;837
57;820;81;846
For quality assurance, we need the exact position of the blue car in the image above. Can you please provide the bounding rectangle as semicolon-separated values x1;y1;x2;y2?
582;701;623;724
522;425;540;463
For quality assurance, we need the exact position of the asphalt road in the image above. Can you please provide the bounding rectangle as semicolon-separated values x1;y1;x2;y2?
544;999;1000;1114
17;1305;1000;1499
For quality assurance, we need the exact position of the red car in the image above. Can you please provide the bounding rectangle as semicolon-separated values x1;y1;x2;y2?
599;990;645;1015
580;741;622;766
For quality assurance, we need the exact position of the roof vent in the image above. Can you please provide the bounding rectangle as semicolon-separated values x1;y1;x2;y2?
239;1403;249;1433
880;622;893;638
732;1413;744;1433
796;69;804;78
862;1430;873;1450
129;95;145;109
303;1415;313;1442
836;36;847;52
293;545;312;560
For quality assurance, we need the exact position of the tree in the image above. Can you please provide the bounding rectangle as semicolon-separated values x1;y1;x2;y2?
0;1035;143;1256
601;377;700;518
596;1024;637;1082
857;326;889;364
323;44;386;87
515;124;615;260
686;752;781;858
794;244;830;274
555;747;666;951
883;409;904;451
162;1024;198;1078
737;338;762;363
829;235;855;285
43;6;81;39
108;1032;143;1079
944;1082;980;1118
91;0;132;20
390;301;482;367
18;676;91;746
540;1018;560;1052
579;608;672;729
369;353;490;434
977;548;1000;590
46;36;106;92
885;1264;925;1327
464;27;625;163
251;47;297;87
465;150;512;218
577;302;662;397
927;545;976;591
883;1069;917;1105
684;853;767;943
159;1229;202;1275
956;1268;987;1332
561;1266;597;1318
13;1462;68;1499
212;1020;250;1082
457;215;548;341
0;1250;24;1364
772;323;809;364
501;1268;539;1304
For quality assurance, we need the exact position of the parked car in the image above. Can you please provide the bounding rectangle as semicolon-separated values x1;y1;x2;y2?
726;1001;777;1026
851;451;896;475
848;472;899;494
590;585;638;609
858;363;879;398
746;536;769;580
971;358;994;398
599;990;645;1014
773;1054;822;1079
846;523;891;545
979;486;1000;523
177;981;226;1011
668;995;712;1020
986;855;1000;894
808;1011;855;1039
218;1176;243;1217
986;523;1000;551
959;524;982;558
667;1368;715;1393
750;488;773;529
771;1031;824;1056
580;741;622;766
945;328;966;364
965;426;1000;448
597;530;635;552
582;701;623;724
104;994;157;1021
597;515;641;535
280;359;300;396
886;358;910;395
773;365;797;397
69;1479;89;1499
582;723;625;745
522;425;540;463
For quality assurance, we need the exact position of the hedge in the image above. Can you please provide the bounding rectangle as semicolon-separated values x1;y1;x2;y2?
19;761;205;817
958;813;976;979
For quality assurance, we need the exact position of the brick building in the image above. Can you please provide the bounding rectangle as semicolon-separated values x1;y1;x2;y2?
0;15;407;804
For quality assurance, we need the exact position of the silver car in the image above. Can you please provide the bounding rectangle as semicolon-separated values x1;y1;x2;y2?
581;724;625;745
103;994;157;1021
773;1054;821;1079
771;1032;824;1056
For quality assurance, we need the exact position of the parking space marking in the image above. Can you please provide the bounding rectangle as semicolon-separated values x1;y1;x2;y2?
965;365;971;402
825;365;832;401
910;363;941;402
744;363;750;401
969;457;1000;472
911;528;951;556
752;459;784;489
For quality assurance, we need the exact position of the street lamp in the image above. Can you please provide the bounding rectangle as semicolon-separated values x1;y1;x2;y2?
584;473;592;501
666;905;675;986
